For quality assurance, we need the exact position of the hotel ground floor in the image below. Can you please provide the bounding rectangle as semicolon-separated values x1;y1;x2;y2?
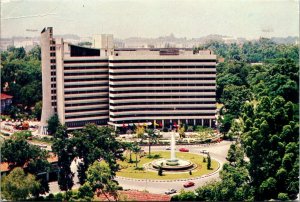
108;117;216;130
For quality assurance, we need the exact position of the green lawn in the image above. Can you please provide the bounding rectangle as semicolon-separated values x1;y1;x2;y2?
117;151;219;180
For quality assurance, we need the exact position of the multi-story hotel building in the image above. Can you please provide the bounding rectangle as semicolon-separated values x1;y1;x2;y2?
39;27;216;134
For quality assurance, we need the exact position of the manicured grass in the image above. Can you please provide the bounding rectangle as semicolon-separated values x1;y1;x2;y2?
117;151;218;180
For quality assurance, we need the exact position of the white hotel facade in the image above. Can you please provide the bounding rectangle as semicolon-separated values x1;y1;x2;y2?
39;27;217;134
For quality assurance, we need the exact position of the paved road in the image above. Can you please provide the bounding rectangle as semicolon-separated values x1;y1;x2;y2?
48;140;232;195
115;140;232;194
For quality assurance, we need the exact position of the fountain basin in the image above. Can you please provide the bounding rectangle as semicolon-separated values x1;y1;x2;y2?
166;159;179;166
151;158;195;171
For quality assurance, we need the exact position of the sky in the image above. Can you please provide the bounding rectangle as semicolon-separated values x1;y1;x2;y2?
1;0;299;39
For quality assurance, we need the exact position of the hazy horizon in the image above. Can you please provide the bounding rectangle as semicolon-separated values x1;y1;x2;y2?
1;0;299;39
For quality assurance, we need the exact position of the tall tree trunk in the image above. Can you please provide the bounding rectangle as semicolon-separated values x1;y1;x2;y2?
129;151;132;163
148;143;151;156
135;154;138;168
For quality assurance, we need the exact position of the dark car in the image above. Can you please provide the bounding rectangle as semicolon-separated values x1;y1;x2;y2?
165;189;177;195
183;181;195;188
179;148;189;152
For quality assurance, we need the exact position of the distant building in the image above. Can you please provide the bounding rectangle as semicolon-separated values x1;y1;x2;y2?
39;27;217;134
1;93;13;112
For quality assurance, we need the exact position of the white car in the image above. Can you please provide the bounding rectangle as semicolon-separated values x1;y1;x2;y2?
165;189;177;195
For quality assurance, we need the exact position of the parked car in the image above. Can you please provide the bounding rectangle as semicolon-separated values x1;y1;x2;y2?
165;189;177;195
166;146;171;150
179;148;189;152
183;181;195;188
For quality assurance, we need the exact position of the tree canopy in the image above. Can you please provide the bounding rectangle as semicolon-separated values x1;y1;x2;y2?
1;167;40;201
1;136;51;195
1;46;42;119
176;39;299;201
52;124;124;192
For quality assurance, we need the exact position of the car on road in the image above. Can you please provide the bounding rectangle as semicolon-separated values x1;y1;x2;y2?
179;148;189;152
201;150;209;154
183;181;195;188
166;146;171;150
165;189;177;195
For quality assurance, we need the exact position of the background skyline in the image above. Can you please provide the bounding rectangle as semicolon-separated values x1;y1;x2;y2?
1;0;299;39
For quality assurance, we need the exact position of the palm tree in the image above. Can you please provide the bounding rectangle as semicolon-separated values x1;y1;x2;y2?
146;129;158;156
124;142;134;163
132;143;141;168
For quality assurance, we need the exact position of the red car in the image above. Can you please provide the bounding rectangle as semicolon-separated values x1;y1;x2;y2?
179;148;189;152
183;181;195;188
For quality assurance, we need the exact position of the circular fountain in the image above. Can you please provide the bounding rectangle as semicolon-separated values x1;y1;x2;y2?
150;132;195;171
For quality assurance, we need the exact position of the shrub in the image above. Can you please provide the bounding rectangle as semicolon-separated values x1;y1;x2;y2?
134;166;145;171
278;193;289;201
147;154;161;159
158;166;163;176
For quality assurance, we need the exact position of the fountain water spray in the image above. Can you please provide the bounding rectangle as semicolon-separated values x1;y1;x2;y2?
170;131;176;160
150;130;194;171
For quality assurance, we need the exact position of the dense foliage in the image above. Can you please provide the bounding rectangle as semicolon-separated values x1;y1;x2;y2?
1;135;50;196
1;167;40;200
78;161;119;201
52;125;75;191
1;46;42;119
52;123;124;192
175;39;299;201
198;38;299;63
241;61;299;200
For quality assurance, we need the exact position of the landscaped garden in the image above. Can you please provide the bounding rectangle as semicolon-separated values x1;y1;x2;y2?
117;151;219;180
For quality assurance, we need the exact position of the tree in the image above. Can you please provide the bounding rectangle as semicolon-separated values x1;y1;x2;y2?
196;40;299;201
207;153;212;170
132;142;141;168
1;51;42;112
146;129;157;156
226;144;237;165
176;190;196;201
1;136;50;196
1;167;40;201
1;135;49;167
219;114;234;134
241;96;299;200
158;164;163;176
221;85;251;117
124;142;134;163
175;144;253;201
72;124;124;184
78;161;120;201
27;45;41;60
135;125;145;138
47;115;60;135
52;125;75;191
33;101;42;120
178;125;185;138
194;164;254;201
